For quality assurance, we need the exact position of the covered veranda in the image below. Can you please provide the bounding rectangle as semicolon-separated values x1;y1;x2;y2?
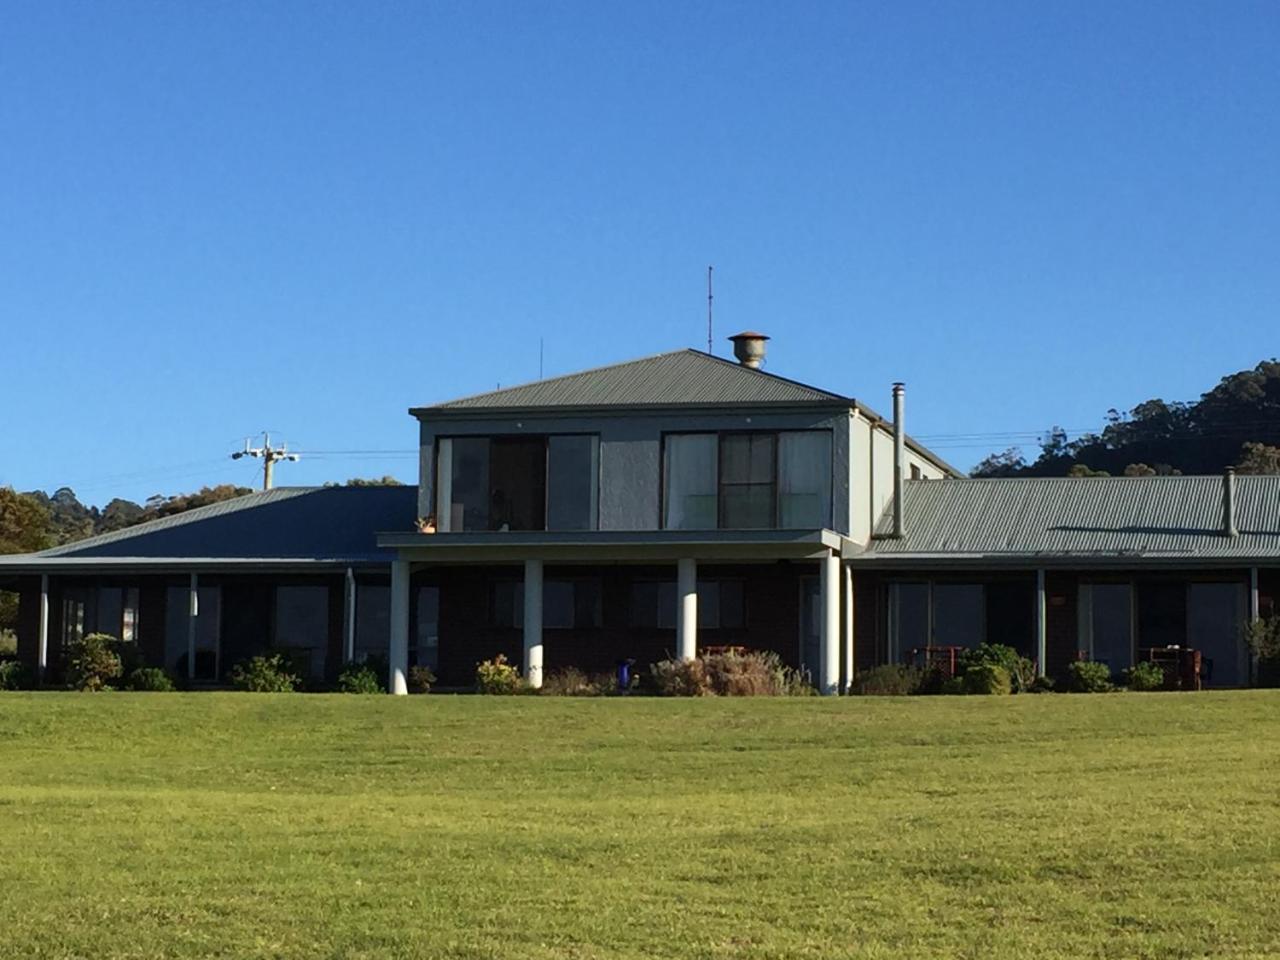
377;529;856;695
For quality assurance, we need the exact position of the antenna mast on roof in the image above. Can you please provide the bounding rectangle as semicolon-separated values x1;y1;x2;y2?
706;265;714;354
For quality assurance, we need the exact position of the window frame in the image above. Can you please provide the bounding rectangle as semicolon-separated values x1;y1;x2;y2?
435;432;601;533
660;428;833;531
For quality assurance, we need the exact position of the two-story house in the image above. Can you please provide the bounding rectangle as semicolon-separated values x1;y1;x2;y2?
4;333;1278;693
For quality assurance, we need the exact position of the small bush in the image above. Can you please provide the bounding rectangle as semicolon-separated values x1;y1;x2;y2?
542;667;608;696
476;654;524;695
958;643;1036;692
231;653;300;693
939;676;966;696
1123;661;1167;692
0;659;34;691
1244;617;1280;687
0;629;17;657
650;651;811;697
65;633;123;691
650;657;711;696
124;667;176;692
961;663;1012;695
1067;660;1114;693
855;664;924;696
408;665;435;694
337;662;384;694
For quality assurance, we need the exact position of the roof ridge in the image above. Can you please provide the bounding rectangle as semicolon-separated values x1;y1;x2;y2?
421;349;694;409
691;349;847;400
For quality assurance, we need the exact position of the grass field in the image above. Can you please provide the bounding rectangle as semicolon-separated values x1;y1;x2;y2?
2;692;1279;959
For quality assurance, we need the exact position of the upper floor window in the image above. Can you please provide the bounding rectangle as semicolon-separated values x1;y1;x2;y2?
437;434;599;532
663;430;832;530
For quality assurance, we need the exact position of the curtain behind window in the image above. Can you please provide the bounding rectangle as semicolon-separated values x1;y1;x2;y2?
778;432;831;528
664;434;717;529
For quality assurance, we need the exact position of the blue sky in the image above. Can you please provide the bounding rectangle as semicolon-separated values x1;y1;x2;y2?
2;1;1277;504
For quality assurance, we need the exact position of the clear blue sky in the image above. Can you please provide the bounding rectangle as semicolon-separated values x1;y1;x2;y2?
2;1;1277;504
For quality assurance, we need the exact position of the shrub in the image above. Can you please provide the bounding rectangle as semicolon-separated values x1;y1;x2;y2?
0;659;33;691
124;667;176;692
650;657;711;696
476;654;524;695
1123;661;1167;692
1067;660;1114;693
939;676;966;696
958;643;1036;692
542;667;608;696
650;651;812;697
1244;617;1280;687
854;663;924;696
408;665;435;694
337;662;384;694
231;653;300;693
65;633;123;691
961;663;1012;695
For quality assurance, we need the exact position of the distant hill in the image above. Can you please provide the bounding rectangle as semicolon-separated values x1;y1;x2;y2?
972;360;1280;478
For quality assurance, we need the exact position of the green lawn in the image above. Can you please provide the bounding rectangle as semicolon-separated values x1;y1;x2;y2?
2;693;1279;959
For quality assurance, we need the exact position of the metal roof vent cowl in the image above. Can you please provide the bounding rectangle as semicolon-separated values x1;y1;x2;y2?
1223;467;1239;538
728;331;769;368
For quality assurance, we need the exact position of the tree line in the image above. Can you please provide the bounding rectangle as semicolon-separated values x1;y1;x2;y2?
972;360;1280;478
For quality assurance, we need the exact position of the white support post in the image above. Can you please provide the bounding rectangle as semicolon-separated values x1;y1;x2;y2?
344;567;357;662
37;574;49;682
677;558;698;661
1250;567;1260;623
523;559;544;689
389;560;410;695
820;552;840;695
843;564;855;694
187;573;199;681
1035;569;1047;678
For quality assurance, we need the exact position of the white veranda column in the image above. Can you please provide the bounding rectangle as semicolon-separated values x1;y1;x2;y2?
677;557;698;661
187;573;199;681
819;552;840;695
843;564;855;694
37;574;49;682
1035;569;1048;678
343;567;357;662
523;559;544;689
388;560;411;695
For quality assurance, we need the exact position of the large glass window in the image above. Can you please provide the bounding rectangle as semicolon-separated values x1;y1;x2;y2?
163;586;221;679
547;436;598;531
491;580;602;629
630;579;745;630
889;583;930;661
663;434;718;529
275;586;329;681
889;582;985;660
354;584;390;663
1080;583;1133;673
663;431;832;530
438;435;597;532
414;587;439;671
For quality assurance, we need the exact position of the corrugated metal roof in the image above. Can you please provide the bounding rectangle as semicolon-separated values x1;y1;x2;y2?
864;475;1280;560
418;349;847;411
6;486;417;564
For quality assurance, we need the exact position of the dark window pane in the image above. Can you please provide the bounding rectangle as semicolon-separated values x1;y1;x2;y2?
490;438;546;531
933;585;984;649
547;436;597;531
545;581;574;629
491;581;521;628
696;581;721;629
573;579;602;628
719;579;745;629
891;583;929;661
448;437;490;532
721;485;775;529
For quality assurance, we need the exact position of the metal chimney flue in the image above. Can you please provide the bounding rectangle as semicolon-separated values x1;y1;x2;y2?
892;382;906;538
1223;467;1239;538
728;331;769;368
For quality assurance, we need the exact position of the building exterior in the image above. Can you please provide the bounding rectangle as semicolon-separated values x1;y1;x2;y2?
3;334;1278;693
